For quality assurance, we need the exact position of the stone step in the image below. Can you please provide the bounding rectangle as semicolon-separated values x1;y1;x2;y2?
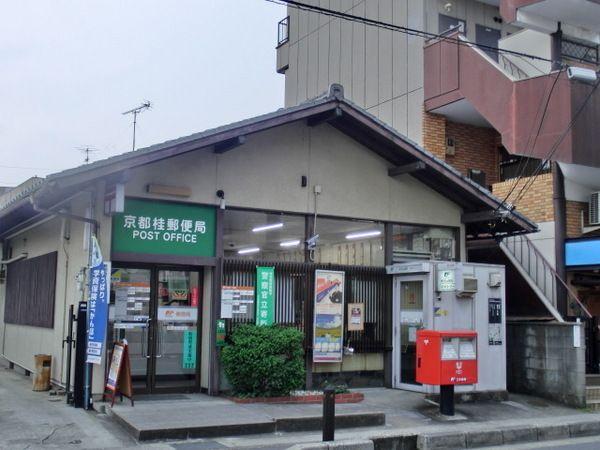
586;386;600;401
586;374;600;386
586;399;600;411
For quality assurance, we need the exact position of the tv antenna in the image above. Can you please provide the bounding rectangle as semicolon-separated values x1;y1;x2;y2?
122;101;151;151
77;146;99;164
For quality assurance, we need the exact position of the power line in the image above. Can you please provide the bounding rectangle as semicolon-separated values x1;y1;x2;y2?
495;67;564;211
0;164;53;171
510;77;600;207
266;0;560;65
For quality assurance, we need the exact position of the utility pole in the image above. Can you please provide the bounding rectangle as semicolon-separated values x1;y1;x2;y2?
122;101;151;151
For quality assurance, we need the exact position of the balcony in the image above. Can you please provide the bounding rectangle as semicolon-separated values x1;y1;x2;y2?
424;31;600;168
276;16;289;74
500;0;600;43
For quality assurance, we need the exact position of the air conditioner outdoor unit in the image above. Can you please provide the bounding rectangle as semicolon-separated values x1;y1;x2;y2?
590;192;600;226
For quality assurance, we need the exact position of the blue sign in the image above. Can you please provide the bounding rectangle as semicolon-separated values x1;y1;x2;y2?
86;237;111;364
566;238;600;268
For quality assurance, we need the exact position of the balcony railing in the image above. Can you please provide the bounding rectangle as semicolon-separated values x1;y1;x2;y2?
562;37;599;65
277;16;289;47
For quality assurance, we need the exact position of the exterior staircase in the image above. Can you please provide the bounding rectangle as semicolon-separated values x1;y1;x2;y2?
501;235;600;409
500;234;591;322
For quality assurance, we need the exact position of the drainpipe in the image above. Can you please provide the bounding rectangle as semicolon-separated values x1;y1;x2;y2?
553;162;567;317
30;192;100;409
551;23;563;72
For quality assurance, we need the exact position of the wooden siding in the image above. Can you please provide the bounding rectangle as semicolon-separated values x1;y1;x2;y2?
4;252;58;328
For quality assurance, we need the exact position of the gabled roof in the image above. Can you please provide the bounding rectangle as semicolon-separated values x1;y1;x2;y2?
0;85;536;239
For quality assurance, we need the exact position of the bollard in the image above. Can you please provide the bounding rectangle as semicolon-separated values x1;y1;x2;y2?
440;384;454;416
322;387;335;442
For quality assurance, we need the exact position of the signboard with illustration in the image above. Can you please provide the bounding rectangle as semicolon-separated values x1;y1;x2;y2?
347;303;364;332
112;198;216;257
313;270;345;363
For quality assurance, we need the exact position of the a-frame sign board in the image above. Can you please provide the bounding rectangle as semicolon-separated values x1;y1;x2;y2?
103;341;134;407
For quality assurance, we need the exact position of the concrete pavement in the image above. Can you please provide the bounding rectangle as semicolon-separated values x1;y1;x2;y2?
3;356;600;450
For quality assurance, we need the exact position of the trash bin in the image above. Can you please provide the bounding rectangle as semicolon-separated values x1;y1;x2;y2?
33;354;51;391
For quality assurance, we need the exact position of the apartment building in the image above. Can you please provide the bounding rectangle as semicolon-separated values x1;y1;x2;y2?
275;0;600;402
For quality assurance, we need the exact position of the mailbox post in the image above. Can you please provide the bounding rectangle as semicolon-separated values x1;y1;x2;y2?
416;330;478;416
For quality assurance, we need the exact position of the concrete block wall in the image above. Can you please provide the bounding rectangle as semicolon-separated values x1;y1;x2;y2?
507;321;586;407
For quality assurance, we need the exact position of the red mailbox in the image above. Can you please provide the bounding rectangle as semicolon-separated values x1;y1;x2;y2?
416;330;478;385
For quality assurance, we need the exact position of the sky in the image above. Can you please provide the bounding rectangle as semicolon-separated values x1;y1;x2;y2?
0;0;286;187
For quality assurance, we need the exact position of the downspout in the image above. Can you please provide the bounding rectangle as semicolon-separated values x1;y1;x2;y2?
553;162;567;317
551;22;563;72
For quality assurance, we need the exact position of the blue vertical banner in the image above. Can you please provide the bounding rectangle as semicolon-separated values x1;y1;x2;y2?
86;236;111;365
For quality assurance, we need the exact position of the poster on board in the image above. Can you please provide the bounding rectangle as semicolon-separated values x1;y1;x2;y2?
221;285;255;319
347;303;364;332
313;270;345;363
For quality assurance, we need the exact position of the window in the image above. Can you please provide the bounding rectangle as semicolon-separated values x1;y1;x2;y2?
223;209;305;261
468;169;487;188
439;14;466;34
4;252;57;328
313;217;384;267
392;225;457;262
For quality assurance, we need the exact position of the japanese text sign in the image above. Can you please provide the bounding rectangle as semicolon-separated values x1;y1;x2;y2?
86;237;111;364
112;198;216;258
255;266;275;326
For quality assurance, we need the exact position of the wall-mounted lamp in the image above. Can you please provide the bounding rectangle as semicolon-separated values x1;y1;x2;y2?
216;190;226;210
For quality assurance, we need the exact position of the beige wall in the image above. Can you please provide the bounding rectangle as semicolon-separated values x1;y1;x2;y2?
125;122;462;228
0;188;112;394
280;0;518;143
1;118;466;394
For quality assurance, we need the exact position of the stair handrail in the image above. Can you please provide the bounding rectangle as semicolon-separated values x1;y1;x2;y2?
503;234;592;319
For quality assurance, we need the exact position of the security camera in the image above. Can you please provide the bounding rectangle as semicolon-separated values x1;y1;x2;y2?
567;66;598;84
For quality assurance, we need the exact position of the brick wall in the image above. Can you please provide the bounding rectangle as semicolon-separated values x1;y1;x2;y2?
566;201;587;238
492;173;554;223
422;112;446;160
422;112;500;186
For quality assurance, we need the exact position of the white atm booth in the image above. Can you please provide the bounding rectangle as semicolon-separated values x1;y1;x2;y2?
387;262;506;395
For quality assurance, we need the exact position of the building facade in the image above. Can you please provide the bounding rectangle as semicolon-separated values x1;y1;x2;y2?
275;0;600;376
0;93;532;398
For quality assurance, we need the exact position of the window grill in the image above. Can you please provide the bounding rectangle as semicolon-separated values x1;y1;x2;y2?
277;16;289;46
562;38;599;65
222;259;390;354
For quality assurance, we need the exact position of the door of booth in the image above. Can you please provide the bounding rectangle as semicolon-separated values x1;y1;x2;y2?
392;275;428;391
108;265;202;394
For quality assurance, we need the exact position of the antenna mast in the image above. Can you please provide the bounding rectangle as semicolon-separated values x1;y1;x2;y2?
122;101;151;151
77;146;99;164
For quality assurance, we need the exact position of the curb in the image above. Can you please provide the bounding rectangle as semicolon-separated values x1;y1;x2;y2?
107;407;385;441
369;417;600;450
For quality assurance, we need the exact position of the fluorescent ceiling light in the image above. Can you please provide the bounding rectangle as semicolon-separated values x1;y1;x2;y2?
252;223;284;233
238;247;260;255
345;230;382;240
280;239;301;247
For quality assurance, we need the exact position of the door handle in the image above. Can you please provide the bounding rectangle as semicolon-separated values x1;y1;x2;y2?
155;322;163;358
143;319;151;359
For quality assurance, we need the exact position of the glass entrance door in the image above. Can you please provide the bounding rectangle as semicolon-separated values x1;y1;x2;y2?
153;270;200;391
109;266;201;393
398;279;424;388
109;268;152;392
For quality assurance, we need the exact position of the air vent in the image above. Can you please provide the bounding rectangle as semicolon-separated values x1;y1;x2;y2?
590;192;600;225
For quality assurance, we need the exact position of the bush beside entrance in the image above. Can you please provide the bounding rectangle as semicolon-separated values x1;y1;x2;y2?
221;324;305;397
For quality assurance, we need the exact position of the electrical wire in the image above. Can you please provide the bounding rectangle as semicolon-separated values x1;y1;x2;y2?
266;0;561;66
510;77;600;207
495;67;565;211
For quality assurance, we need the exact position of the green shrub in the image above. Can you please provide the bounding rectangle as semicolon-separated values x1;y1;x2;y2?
221;324;305;397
